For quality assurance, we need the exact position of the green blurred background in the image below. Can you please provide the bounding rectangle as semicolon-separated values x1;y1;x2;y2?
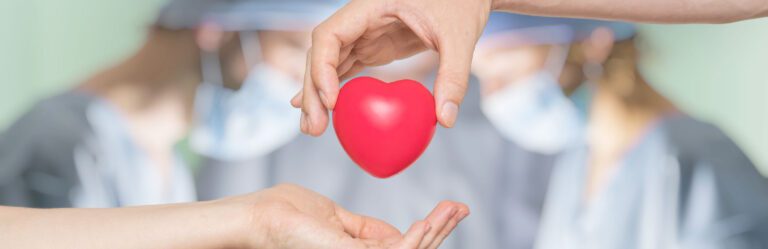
1;0;766;173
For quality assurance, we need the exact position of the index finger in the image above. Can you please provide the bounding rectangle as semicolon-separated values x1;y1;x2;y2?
308;2;371;110
310;0;404;106
419;201;469;249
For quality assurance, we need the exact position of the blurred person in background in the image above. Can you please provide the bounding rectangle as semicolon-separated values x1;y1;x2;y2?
196;13;560;249
188;2;315;163
473;14;590;156
471;14;598;248
0;0;328;208
468;14;768;248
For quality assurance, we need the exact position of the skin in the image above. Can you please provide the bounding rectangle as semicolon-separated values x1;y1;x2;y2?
296;0;768;136
493;0;768;24
1;184;469;249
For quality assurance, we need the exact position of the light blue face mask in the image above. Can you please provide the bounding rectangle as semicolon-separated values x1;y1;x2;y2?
478;13;634;155
480;45;586;154
190;32;302;161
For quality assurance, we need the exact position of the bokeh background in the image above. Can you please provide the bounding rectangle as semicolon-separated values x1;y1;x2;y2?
1;0;766;174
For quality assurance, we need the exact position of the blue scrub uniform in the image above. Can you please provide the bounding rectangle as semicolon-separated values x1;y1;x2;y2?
536;115;768;249
0;91;195;208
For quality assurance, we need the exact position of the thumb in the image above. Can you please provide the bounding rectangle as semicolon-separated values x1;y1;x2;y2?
433;41;474;128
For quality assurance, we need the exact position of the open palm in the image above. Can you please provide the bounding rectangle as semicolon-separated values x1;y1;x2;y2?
235;184;469;249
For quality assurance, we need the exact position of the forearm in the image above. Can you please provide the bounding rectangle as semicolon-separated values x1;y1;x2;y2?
492;0;768;23
0;201;251;249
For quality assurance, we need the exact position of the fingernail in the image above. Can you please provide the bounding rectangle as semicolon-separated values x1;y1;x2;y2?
423;221;432;233
440;102;459;128
319;91;330;108
447;206;458;218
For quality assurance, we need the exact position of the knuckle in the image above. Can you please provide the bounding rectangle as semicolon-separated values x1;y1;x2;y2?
311;25;325;40
438;75;468;98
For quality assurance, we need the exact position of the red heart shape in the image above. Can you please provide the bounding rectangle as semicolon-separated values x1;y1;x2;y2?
333;77;437;178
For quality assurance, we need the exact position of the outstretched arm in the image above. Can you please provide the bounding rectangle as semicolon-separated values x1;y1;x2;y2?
0;202;247;249
494;0;768;23
1;184;469;249
295;0;767;137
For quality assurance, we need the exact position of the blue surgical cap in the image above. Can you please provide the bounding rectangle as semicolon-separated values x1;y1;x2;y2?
481;13;636;45
155;0;346;31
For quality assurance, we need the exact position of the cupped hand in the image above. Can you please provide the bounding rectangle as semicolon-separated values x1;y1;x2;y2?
291;0;494;136
225;184;469;249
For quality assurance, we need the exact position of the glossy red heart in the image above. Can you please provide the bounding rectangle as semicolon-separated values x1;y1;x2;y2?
333;76;437;178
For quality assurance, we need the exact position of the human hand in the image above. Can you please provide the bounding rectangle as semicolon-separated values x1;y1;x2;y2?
224;184;470;249
291;0;494;136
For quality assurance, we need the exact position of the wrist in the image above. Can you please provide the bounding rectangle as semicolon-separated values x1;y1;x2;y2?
192;200;261;248
208;196;275;249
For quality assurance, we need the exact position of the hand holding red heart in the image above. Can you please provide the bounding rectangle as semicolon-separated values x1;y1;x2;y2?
290;0;494;136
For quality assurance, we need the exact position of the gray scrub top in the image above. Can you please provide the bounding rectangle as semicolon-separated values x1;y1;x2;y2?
197;81;558;249
0;91;195;208
536;115;768;249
